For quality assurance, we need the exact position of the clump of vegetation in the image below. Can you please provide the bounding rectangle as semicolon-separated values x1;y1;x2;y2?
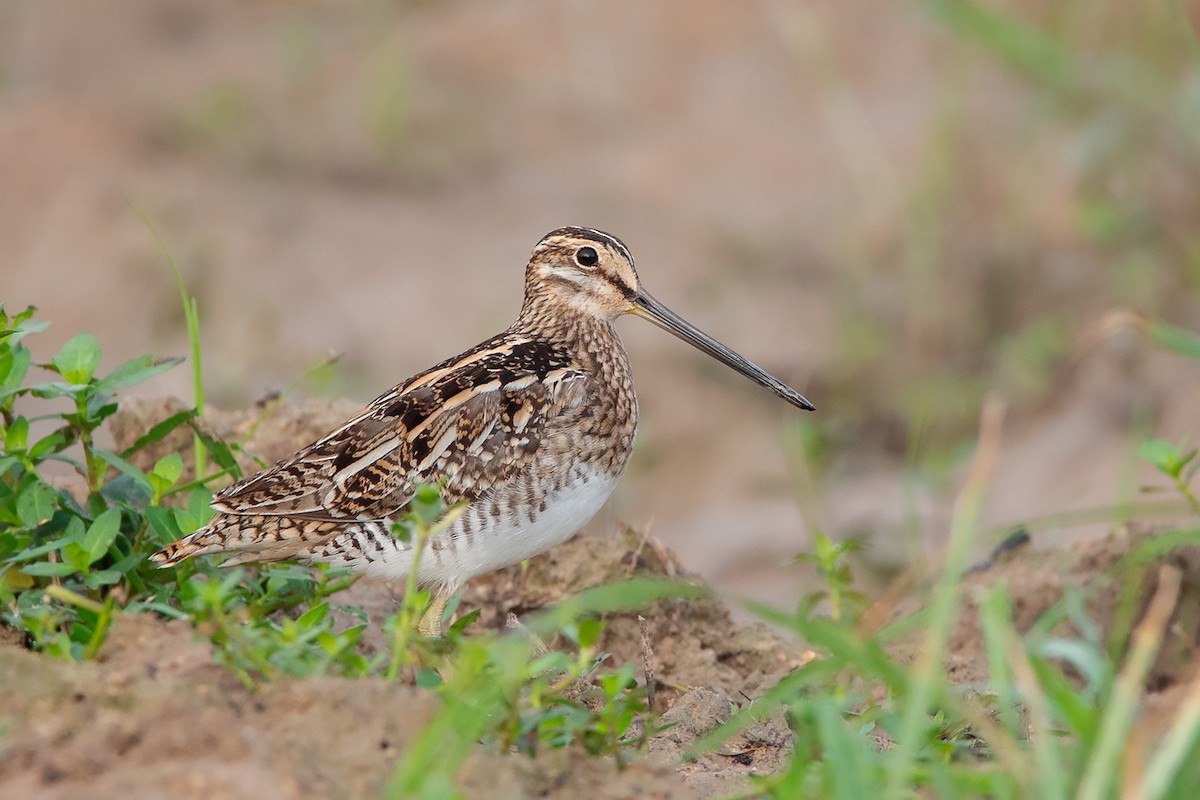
0;304;212;659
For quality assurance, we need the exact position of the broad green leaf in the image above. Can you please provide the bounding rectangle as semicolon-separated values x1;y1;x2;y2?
2;565;34;591
21;560;78;577
85;399;119;425
51;333;102;384
29;430;67;460
4;415;28;451
16;478;59;527
447;608;481;637
0;526;18;556
297;601;329;628
94;449;152;493
107;551;141;575
575;618;604;649
1140;437;1190;477
149;453;184;498
93;354;183;394
5;315;49;346
153;452;184;483
84;569;123;589
8;537;72;562
1;347;31;396
145;505;181;544
63;541;91;573
63;515;87;544
189;423;242;479
171;508;206;538
119;408;196;458
172;490;214;536
413;666;442;689
27;381;78;400
83;507;122;565
0;454;21;480
40;454;86;480
97;475;150;511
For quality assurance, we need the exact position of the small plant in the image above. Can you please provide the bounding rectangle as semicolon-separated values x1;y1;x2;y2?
180;564;369;685
793;531;868;624
0;304;360;678
503;617;643;758
387;579;694;799
1139;319;1200;516
1140;437;1200;515
0;304;214;658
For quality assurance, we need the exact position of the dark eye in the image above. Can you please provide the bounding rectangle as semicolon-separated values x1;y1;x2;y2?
575;246;599;267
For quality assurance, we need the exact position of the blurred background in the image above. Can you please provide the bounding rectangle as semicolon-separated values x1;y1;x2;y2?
3;0;1199;607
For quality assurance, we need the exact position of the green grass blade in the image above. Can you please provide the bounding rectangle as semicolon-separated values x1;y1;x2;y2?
924;0;1070;88
1003;622;1070;800
813;697;875;798
1141;669;1200;799
132;208;207;480
1078;565;1181;800
885;397;1003;798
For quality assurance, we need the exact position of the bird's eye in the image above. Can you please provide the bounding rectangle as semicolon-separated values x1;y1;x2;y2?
575;246;599;267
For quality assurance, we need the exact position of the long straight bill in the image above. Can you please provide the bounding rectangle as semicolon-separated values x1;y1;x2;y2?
629;289;815;411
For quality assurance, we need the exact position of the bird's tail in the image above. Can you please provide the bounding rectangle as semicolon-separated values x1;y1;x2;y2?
149;517;242;567
150;514;335;568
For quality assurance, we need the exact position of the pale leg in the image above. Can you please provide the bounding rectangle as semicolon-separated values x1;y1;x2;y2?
418;587;451;637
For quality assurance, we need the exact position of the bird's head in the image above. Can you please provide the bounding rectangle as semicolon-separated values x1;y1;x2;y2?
525;226;642;321
522;226;815;411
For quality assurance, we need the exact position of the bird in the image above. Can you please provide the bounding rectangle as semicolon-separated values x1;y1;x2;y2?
151;227;814;635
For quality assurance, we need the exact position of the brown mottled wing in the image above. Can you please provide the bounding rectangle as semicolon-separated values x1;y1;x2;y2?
210;338;587;522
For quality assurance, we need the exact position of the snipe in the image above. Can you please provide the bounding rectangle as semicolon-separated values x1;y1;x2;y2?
152;227;814;634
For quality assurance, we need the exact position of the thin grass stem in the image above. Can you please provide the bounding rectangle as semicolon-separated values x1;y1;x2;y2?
885;395;1005;798
1078;564;1182;800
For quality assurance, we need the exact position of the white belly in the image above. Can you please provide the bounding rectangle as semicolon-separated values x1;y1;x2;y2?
360;467;622;592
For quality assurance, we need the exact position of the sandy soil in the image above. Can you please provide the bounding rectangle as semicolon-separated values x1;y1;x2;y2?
4;488;1199;798
2;400;1195;799
0;501;802;798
